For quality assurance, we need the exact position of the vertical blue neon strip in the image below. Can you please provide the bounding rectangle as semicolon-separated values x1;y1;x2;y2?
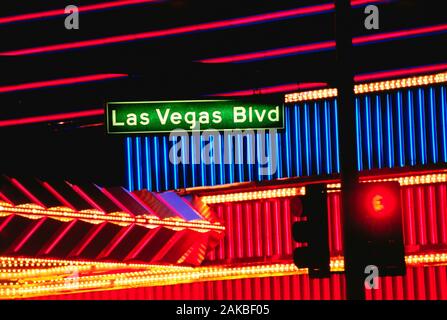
375;96;383;168
210;135;216;186
134;137;142;190
428;88;438;163
323;101;331;174
153;136;161;191
396;91;405;167
275;130;282;178
385;94;394;168
200;134;206;186
144;137;152;190
284;106;292;177
228;133;234;183
266;131;272;179
313;102;321;175
246;133;253;181
237;134;243;182
364;96;373;170
181;135;187;188
171;137;179;189
417;89;427;165
355;98;363;171
191;134;197;187
162;136;169;190
441;87;447;162
218;134;225;184
407;90;416;165
125;137;134;191
333;100;340;173
294;105;303;176
303;103;311;175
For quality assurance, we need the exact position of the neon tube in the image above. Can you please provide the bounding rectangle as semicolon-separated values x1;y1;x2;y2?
0;1;384;56
0;0;161;25
0;74;127;94
199;23;447;63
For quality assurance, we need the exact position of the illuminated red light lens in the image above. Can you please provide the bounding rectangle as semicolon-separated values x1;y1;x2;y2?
363;185;398;217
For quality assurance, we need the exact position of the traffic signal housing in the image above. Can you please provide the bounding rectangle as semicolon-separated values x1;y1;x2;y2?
291;183;330;278
347;181;406;276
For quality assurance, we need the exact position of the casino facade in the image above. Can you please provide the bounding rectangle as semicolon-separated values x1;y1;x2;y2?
1;66;447;300
2;1;447;301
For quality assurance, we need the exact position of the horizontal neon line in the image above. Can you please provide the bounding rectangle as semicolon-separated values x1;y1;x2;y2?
0;202;225;232
208;82;328;97
0;109;104;128
2;65;446;128
208;62;447;97
0;0;383;56
0;74;127;94
285;72;447;102
354;62;447;82
0;0;161;25
200;41;336;63
199;23;447;63
1;251;447;298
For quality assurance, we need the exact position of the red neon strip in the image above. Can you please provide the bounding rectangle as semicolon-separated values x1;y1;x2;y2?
4;61;445;129
70;185;103;212
353;23;447;45
42;219;78;255
0;191;12;204
13;217;47;252
99;224;136;258
416;186;427;245
71;222;107;256
354;63;447;82
0;109;104;128
427;185;438;244
200;41;335;64
10;178;45;208
199;23;447;63
0;0;160;25
41;181;75;210
439;185;447;245
0;74;127;94
125;227;161;260
100;188;132;215
235;203;244;258
208;82;327;97
0;215;15;233
0;1;382;56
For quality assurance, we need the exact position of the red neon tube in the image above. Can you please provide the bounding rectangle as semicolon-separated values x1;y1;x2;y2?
0;1;383;56
0;109;104;128
0;74;127;94
199;23;447;63
208;82;327;97
0;0;161;25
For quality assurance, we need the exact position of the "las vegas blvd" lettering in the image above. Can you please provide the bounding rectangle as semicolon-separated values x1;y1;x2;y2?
106;100;283;134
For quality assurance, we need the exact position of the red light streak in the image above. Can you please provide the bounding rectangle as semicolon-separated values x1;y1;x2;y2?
0;109;104;128
1;63;446;128
354;63;447;82
0;1;383;56
0;74;127;94
0;0;161;25
199;23;447;63
208;82;327;97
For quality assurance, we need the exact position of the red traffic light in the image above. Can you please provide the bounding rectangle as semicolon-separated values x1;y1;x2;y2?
360;184;399;218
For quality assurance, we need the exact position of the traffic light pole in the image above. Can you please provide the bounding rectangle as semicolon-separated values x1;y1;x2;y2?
335;0;365;300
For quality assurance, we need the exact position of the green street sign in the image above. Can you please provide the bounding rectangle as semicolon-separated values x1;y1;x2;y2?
106;100;284;134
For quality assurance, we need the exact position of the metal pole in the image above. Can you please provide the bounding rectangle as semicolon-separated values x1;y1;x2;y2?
335;0;365;300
